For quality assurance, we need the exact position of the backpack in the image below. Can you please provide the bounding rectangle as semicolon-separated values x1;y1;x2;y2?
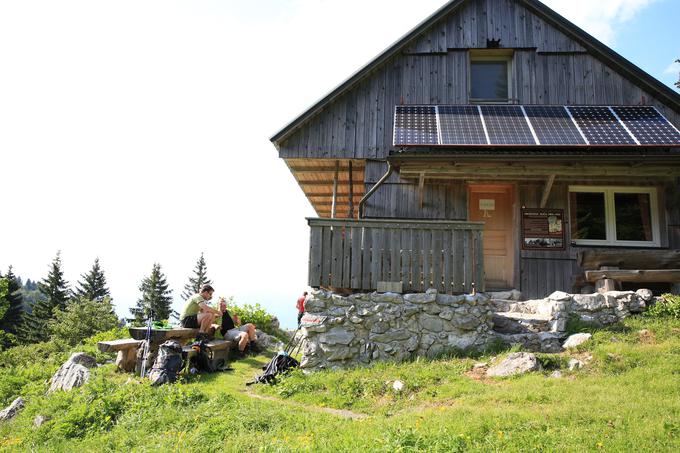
188;340;231;373
247;353;299;385
148;340;184;386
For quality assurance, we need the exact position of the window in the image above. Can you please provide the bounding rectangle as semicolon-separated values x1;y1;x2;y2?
469;52;512;103
569;186;660;246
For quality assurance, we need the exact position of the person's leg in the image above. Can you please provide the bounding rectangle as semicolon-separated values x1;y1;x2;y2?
197;313;213;333
237;332;249;352
245;324;256;341
298;312;303;326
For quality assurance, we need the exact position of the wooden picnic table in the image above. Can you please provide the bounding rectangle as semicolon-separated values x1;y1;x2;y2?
128;327;199;343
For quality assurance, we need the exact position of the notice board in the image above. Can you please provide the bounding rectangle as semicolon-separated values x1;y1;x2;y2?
521;208;565;250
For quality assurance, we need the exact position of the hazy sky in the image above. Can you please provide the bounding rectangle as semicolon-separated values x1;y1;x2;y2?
1;0;678;328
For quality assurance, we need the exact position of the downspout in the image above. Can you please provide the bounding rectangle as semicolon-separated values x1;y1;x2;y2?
358;161;394;219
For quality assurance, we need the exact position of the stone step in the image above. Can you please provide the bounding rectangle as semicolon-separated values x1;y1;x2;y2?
495;332;566;353
492;311;555;334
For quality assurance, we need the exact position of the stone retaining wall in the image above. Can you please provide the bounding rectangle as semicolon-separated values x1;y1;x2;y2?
300;289;495;370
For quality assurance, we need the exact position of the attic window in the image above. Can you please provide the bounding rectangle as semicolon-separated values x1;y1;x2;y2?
469;51;513;103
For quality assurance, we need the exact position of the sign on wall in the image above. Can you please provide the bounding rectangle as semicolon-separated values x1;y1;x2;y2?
521;208;565;250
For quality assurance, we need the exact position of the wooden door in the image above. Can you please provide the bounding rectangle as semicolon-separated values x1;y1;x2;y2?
469;184;516;289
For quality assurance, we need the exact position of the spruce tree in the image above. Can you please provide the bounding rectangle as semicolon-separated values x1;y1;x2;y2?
181;253;212;300
0;267;25;337
74;258;111;302
22;252;71;343
130;263;173;324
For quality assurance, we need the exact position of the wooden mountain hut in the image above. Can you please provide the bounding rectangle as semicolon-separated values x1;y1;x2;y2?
270;0;680;299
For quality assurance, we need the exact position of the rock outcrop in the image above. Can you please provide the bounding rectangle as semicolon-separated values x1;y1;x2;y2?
486;352;541;377
0;397;24;422
48;352;97;394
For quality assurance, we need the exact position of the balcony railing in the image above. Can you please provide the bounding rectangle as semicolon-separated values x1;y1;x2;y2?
307;218;485;294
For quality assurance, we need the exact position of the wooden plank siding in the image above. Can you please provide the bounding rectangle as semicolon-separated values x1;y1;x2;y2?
278;0;680;160
308;218;485;294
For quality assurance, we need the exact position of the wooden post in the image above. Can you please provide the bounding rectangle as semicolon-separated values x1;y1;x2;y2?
331;160;339;219
418;172;425;209
540;174;556;208
348;161;354;218
595;266;620;293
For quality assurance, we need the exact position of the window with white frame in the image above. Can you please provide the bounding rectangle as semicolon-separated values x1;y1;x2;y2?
568;186;660;246
469;52;512;103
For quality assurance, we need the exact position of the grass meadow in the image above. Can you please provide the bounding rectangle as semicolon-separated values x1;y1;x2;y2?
1;316;680;452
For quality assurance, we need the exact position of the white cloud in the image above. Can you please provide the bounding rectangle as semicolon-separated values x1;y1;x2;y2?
663;61;680;75
542;0;657;44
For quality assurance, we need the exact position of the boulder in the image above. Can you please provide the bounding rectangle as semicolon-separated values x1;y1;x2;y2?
548;291;572;302
319;327;355;346
572;294;607;311
563;333;592;349
33;415;50;427
0;397;24;422
404;293;436;304
550;370;563;379
48;353;97;394
371;292;402;303
636;288;654;303
369;329;412;343
486;352;541;377
568;359;585;371
419;314;444;332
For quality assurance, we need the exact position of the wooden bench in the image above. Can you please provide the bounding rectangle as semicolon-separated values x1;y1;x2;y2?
98;339;143;372
578;250;680;293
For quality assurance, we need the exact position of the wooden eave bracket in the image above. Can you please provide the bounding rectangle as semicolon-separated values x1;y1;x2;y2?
418;172;425;209
540;174;556;208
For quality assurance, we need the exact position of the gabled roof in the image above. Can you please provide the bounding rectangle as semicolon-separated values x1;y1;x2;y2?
270;0;680;146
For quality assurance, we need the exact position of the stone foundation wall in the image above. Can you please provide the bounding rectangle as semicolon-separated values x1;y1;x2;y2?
300;289;495;370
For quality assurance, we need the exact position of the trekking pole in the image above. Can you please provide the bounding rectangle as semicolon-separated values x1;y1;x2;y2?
284;327;301;355
140;309;153;378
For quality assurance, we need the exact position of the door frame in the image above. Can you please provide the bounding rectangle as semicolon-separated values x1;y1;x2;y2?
467;183;519;290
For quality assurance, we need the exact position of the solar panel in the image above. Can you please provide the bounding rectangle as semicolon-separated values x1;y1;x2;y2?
523;106;586;145
438;105;487;145
393;105;439;146
480;105;536;145
567;106;636;145
612;106;680;146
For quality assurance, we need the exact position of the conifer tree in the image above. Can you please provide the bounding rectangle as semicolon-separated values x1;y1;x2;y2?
0;267;25;338
130;263;173;324
181;253;212;300
21;252;71;343
74;258;111;302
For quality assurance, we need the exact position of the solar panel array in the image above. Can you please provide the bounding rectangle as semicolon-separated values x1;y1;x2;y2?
393;105;438;145
612;106;680;145
392;105;680;147
438;106;487;145
480;105;536;145
523;105;586;145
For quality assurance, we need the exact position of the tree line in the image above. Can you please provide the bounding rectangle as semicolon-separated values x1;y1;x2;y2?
0;252;213;349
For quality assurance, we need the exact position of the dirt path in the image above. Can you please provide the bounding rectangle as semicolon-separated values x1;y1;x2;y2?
244;390;369;420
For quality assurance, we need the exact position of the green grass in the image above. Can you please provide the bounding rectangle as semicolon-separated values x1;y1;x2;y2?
1;317;680;452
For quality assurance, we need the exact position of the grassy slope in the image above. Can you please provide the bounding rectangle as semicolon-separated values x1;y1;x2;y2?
0;317;679;452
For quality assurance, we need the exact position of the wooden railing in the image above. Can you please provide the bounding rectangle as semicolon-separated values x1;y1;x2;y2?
307;218;485;294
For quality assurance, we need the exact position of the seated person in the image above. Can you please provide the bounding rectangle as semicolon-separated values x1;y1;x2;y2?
216;297;257;353
179;284;221;333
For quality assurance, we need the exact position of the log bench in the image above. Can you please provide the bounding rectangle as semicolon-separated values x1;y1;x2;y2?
578;250;680;294
98;339;143;372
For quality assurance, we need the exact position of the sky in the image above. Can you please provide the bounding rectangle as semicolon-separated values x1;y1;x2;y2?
0;0;678;329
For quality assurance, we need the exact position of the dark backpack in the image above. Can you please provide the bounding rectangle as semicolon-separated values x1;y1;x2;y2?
247;353;299;385
188;340;230;373
148;340;184;386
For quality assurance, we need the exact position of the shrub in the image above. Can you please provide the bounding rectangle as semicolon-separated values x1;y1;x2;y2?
229;300;282;336
49;297;120;346
645;294;680;320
